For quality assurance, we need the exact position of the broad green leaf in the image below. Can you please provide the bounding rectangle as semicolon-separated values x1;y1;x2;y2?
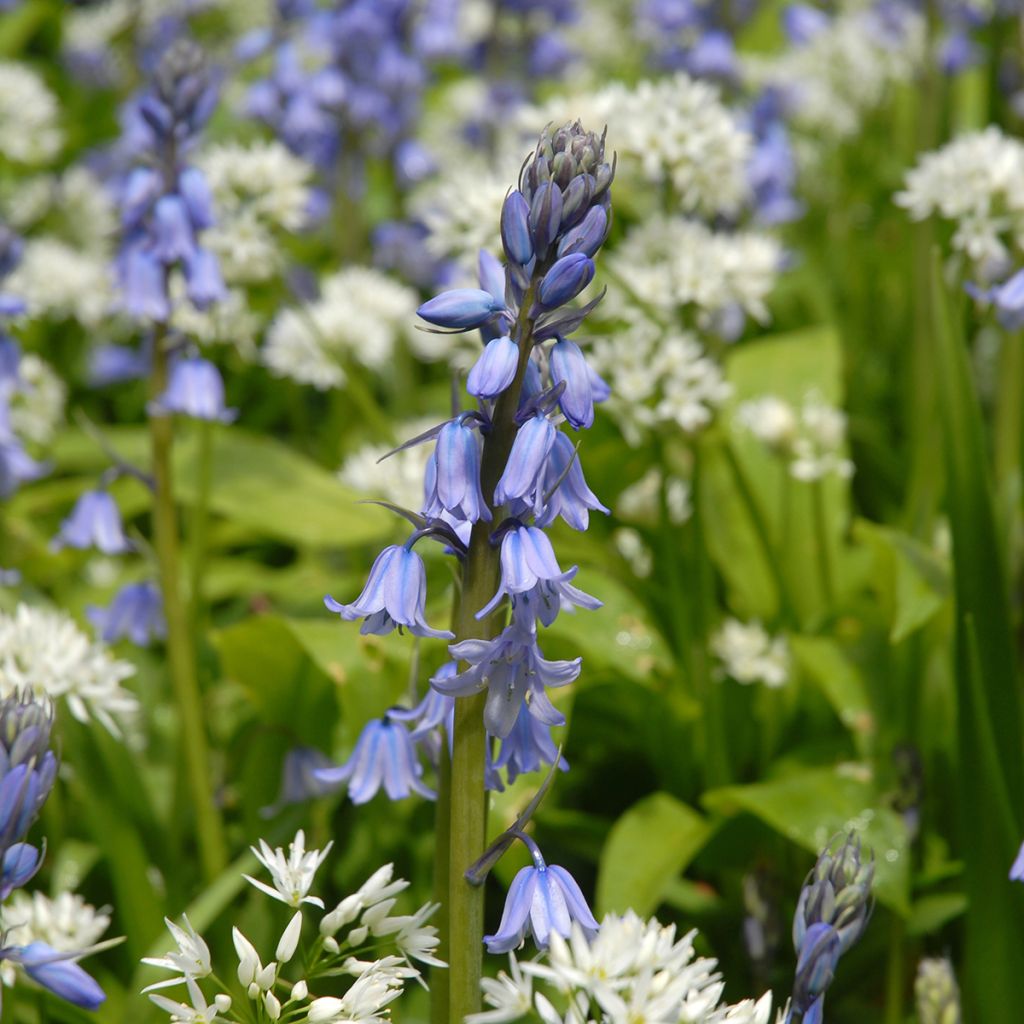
597;792;715;917
789;635;874;753
703;765;911;914
853;520;950;643
907;893;967;937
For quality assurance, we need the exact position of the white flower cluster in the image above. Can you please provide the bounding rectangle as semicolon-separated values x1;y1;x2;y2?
338;422;435;512
617;468;692;527
605;217;783;330
144;832;441;1024
0;603;138;736
264;268;418;390
711;619;790;689
6;353;65;446
896;127;1024;279
528;74;752;217
0;891;114;991
590;323;732;444
468;911;777;1024
6;238;113;326
0;63;63;165
737;392;854;482
745;5;925;143
197;141;314;285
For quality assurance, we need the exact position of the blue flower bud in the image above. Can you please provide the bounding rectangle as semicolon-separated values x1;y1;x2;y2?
478;249;506;307
0;842;41;899
550;338;594;429
556;206;608;259
560;173;594;228
183;247;226;310
501;191;534;265
494;414;556;506
467;335;519;399
52;490;132;555
529;182;563;260
149;357;237;423
538;253;595;309
418;288;504;330
151;195;196;263
177;167;216;230
792;923;840;1013
434;419;491;524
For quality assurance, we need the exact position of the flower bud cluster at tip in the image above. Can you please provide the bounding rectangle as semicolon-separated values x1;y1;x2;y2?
789;833;874;1020
117;39;226;322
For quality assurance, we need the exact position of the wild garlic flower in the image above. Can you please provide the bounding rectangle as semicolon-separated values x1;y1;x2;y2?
0;892;111;958
527;74;752;217
915;957;962;1024
244;829;332;909
338;421;435;511
896;126;1024;280
711;619;790;689
0;604;138;736
4;238;113;326
263;268;418;390
745;5;925;144
482;912;778;1024
6;353;65;446
604;218;783;331
0;63;63;165
141;916;211;992
617;469;692;527
737;392;853;482
196;140;313;284
590;324;732;443
149;977;232;1024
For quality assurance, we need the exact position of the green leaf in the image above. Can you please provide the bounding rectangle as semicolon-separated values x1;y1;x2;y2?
853;520;950;643
703;765;911;914
597;792;715;917
907;893;967;937
788;635;874;752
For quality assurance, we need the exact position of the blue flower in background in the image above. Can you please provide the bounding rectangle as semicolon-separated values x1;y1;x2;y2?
314;712;436;804
52;490;132;556
149;357;237;423
2;943;106;1011
88;582;166;647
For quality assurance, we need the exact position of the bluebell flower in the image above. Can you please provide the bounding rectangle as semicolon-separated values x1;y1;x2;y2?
149;356;237;423
87;582;166;646
493;414;556;506
549;337;594;429
467;336;519;399
510;575;601;630
4;943;106;1010
538;253;595;310
790;922;840;1021
262;746;338;818
417;288;506;330
478;524;576;619
783;4;831;45
314;712;435;804
493;704;568;785
88;343;152;387
424;417;491;524
0;842;42;901
501;191;534;266
52;490;132;555
534;431;609;532
434;622;580;737
325;543;453;640
0;439;45;500
484;834;598;953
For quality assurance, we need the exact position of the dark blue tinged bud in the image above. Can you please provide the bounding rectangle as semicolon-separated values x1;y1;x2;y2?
793;923;841;1012
560;174;595;228
557;206;608;259
538;254;595;309
501;191;534;266
529;182;563;261
418;288;503;330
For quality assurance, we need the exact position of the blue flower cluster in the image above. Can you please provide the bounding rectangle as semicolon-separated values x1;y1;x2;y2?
116;38;225;323
316;121;613;950
0;692;106;1011
245;0;431;191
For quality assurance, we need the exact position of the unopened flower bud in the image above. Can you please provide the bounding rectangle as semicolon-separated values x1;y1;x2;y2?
276;912;302;963
290;980;308;1002
915;958;962;1024
538;253;595;309
417;289;504;330
501;191;534;265
264;991;281;1020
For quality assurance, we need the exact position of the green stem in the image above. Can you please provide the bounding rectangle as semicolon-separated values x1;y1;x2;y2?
149;332;227;882
811;478;835;612
443;285;538;1024
884;915;906;1024
430;731;452;1024
721;440;796;627
189;417;214;635
993;329;1023;568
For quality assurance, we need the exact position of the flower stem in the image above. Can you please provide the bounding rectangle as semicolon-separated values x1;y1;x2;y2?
442;285;538;1024
188;417;214;635
811;478;835;611
149;331;227;882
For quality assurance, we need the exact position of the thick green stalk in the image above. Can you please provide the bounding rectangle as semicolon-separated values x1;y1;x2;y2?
149;334;227;881
188;417;214;635
443;287;538;1024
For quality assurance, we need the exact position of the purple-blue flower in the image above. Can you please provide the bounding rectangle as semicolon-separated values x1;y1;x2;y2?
493;705;568;785
478;524;576;619
6;943;106;1010
314;713;435;804
467;335;519;399
502;191;534;266
493;414;556;506
534;431;609;532
87;582;166;646
262;746;339;817
149;356;237;423
417;288;505;330
433;622;579;737
1010;838;1024;881
549;337;594;429
424;417;491;524
52;490;132;555
325;543;453;640
484;834;598;953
